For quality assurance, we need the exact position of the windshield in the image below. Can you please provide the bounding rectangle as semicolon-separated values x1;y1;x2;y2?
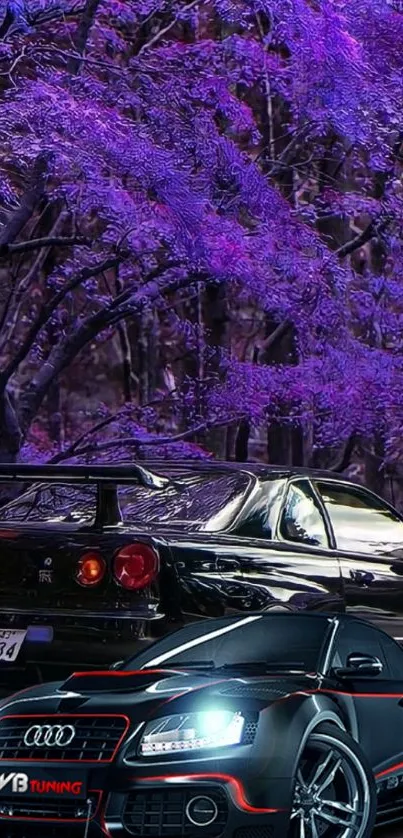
124;614;333;672
0;471;250;531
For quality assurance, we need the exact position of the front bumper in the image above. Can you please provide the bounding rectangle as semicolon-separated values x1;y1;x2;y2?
0;764;292;838
104;774;291;838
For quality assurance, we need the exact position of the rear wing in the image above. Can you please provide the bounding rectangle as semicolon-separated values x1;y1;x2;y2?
0;463;171;528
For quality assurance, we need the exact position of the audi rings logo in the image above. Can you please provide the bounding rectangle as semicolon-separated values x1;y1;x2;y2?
23;724;76;748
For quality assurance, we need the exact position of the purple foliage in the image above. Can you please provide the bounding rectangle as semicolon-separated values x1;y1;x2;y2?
0;0;403;461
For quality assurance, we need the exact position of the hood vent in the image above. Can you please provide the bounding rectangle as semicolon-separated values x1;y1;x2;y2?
219;683;300;699
61;668;180;693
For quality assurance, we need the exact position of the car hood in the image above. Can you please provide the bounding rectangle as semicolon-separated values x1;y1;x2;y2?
0;669;319;720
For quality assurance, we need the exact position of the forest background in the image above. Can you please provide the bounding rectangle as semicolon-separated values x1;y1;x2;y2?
0;0;402;502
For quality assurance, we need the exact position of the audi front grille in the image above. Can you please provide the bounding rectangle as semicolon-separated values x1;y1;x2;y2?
0;715;129;762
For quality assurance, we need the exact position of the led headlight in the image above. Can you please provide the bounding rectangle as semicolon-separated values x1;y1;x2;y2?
139;710;245;756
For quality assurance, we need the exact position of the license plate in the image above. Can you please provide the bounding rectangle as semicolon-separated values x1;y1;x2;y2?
0;768;87;799
0;629;26;662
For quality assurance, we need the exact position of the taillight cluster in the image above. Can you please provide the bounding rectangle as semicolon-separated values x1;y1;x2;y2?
75;544;158;590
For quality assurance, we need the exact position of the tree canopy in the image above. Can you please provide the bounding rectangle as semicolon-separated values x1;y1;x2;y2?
0;0;402;475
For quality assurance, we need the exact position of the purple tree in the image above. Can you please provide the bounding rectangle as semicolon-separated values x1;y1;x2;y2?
0;0;402;478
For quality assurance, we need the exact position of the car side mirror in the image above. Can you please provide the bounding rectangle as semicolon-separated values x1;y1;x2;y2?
334;652;383;678
109;660;124;671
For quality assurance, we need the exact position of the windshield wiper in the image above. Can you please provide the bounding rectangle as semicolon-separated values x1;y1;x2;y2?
218;661;306;672
164;660;216;669
157;660;306;673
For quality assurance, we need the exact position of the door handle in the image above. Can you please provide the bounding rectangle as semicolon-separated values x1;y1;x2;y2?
218;559;241;572
349;569;374;586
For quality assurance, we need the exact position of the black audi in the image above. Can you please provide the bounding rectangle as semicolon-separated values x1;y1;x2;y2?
2;613;403;837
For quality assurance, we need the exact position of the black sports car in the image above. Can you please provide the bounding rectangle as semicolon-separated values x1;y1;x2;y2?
1;612;403;838
0;461;403;682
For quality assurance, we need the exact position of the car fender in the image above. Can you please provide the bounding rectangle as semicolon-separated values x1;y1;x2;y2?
252;691;348;787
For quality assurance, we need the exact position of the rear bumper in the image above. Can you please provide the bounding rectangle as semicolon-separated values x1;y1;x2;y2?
0;603;162;621
0;609;162;686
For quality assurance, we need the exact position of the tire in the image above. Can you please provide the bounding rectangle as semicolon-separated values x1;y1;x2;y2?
288;722;377;838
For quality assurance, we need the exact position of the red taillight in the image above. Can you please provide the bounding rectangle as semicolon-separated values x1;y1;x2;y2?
76;552;106;586
113;543;158;590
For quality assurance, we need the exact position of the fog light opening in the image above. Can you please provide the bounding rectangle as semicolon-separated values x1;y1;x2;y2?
185;795;218;827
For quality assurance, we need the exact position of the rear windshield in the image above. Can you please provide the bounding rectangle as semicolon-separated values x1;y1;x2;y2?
0;472;250;531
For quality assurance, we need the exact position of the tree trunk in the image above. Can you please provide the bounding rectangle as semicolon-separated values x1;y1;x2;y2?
0;390;22;461
46;381;63;448
0;390;24;504
260;316;303;465
68;0;102;74
235;419;250;461
364;438;385;496
203;283;229;458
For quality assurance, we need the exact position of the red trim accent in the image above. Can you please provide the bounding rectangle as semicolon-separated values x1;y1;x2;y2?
0;789;102;822
294;689;403;699
376;762;403;779
100;805;113;837
135;774;285;814
0;530;18;539
324;690;403;698
0;714;130;763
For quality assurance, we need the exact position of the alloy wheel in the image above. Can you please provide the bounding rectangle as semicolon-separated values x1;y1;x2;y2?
290;729;373;838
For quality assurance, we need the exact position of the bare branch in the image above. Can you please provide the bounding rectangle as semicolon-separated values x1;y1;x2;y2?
0;255;122;386
0;152;53;248
137;0;203;56
335;221;376;259
51;415;244;460
0;234;90;258
17;267;193;432
256;319;292;362
0;209;69;357
48;390;180;463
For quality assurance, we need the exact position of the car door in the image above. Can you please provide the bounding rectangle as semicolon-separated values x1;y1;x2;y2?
223;477;345;613
314;480;403;640
327;619;403;773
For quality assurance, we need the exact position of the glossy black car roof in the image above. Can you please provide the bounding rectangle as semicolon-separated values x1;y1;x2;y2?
0;460;350;486
139;459;351;482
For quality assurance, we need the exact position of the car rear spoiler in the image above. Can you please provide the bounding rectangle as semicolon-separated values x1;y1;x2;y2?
0;463;171;527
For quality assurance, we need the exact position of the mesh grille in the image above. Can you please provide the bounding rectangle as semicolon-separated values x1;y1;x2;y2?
234;829;274;838
0;715;127;762
220;685;292;698
123;787;228;837
242;720;258;744
0;792;99;821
